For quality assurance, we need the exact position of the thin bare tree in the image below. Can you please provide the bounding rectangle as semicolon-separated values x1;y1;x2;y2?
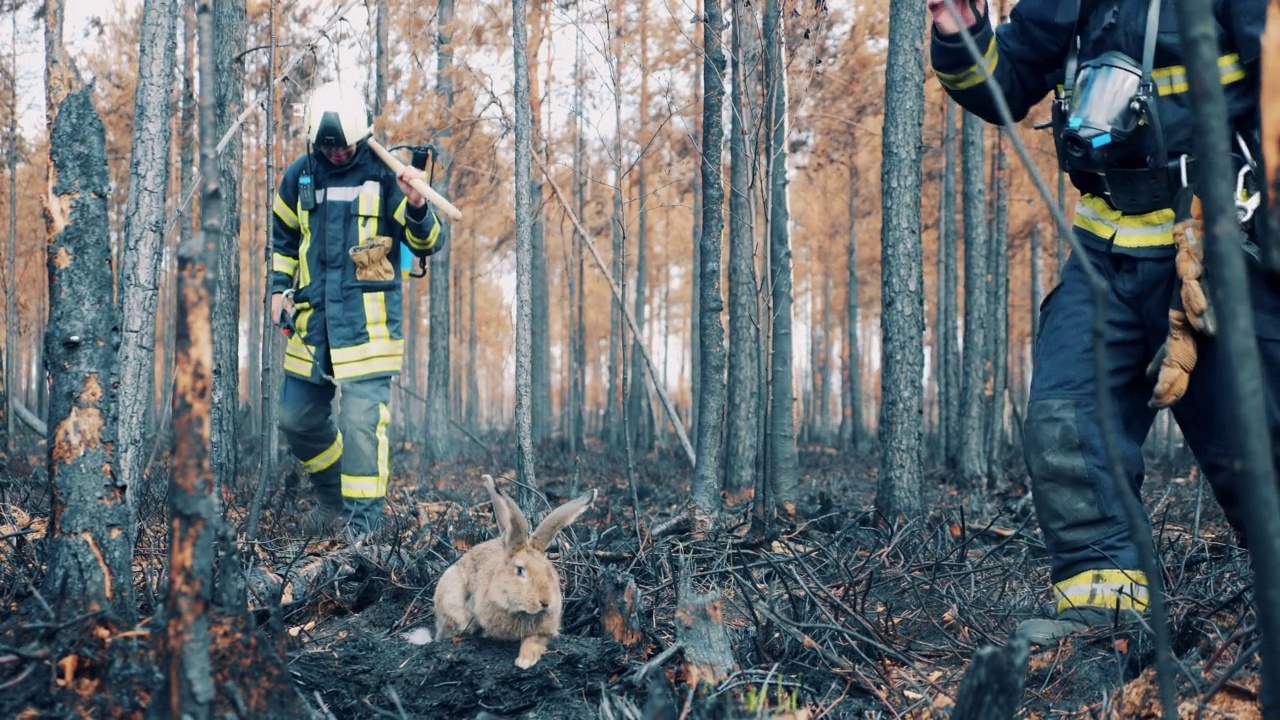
874;0;926;519
725;0;761;493
117;0;177;522
512;0;537;511
691;0;728;517
762;0;798;507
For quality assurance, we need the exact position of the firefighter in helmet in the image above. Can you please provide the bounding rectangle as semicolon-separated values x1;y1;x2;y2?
269;79;445;541
928;0;1276;643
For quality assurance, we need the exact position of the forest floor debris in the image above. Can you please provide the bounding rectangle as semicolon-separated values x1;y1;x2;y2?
0;440;1264;718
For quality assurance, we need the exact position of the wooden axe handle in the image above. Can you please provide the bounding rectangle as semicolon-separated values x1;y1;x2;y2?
367;137;463;222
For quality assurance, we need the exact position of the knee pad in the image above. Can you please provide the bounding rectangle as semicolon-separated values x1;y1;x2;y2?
1024;398;1115;551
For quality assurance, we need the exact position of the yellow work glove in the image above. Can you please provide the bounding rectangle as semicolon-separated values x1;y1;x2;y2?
1172;194;1216;336
1148;309;1198;408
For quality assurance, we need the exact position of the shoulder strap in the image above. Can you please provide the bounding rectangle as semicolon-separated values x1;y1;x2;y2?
1140;0;1161;84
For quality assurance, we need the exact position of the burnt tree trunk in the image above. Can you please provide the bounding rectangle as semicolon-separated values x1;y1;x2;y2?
675;580;735;688
512;0;538;511
874;0;926;520
950;638;1030;720
567;3;587;451
3;10;16;465
248;0;280;543
158;7;223;715
41;84;136;626
118;0;177;523
958;110;990;487
211;0;244;500
425;0;456;462
841;161;865;453
987;131;1010;475
691;0;727;517
763;0;799;508
939;98;961;467
725;0;761;493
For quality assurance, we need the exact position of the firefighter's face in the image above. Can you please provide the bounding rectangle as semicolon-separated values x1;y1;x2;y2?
319;142;356;166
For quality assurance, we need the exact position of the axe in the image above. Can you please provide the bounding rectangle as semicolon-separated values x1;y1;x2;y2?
367;137;463;222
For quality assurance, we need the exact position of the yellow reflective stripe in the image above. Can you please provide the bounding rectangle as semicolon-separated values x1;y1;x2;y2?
273;252;298;276
273;193;299;230
393;197;407;224
1074;195;1176;248
298;208;312;289
341;474;383;499
1054;569;1149;614
1151;53;1246;95
358;187;379;243
283;307;317;375
935;35;998;91
330;338;403;366
407;215;441;252
302;432;343;473
331;354;404;379
376;403;390;490
363;291;391;344
283;352;313;376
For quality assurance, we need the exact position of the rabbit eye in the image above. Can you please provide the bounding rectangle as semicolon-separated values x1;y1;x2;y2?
515;565;525;577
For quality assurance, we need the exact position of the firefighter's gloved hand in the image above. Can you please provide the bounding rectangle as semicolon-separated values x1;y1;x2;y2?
1148;309;1198;408
271;292;294;327
1173;194;1216;336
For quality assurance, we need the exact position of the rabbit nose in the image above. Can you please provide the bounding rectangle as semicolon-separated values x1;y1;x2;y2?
540;601;550;610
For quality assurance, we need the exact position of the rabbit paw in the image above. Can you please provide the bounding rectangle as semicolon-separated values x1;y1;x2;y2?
516;636;549;669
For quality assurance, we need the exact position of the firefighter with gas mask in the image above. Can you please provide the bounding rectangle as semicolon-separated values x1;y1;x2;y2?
270;80;445;542
927;0;1277;643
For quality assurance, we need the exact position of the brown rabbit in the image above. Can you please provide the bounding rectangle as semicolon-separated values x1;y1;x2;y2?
433;474;597;668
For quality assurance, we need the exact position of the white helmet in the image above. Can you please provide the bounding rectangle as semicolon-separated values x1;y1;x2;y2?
304;81;372;147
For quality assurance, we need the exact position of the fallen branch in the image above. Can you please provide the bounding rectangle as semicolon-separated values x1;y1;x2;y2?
533;153;696;467
11;399;45;436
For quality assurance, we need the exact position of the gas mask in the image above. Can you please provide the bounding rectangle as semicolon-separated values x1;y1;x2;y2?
1056;51;1149;176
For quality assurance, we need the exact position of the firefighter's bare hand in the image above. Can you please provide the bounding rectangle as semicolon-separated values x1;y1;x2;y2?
271;292;293;327
928;0;983;35
396;166;428;208
1148;309;1198;408
1174;195;1216;336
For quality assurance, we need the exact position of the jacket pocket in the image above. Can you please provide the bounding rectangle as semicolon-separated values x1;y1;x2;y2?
348;234;397;290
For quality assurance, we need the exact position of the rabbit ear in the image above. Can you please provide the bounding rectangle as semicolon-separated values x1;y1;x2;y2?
529;488;597;552
483;475;528;552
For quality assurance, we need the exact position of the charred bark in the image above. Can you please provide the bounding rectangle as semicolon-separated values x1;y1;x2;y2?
875;0;926;520
3;11;16;464
987;131;1010;475
598;568;646;650
958;110;990;487
691;1;728;517
425;0;456;462
157;6;221;716
725;0;761;493
950;638;1030;720
41;85;135;626
118;0;177;524
939;98;961;466
512;0;538;511
763;0;799;508
210;0;244;506
841;161;865;454
675;580;735;688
